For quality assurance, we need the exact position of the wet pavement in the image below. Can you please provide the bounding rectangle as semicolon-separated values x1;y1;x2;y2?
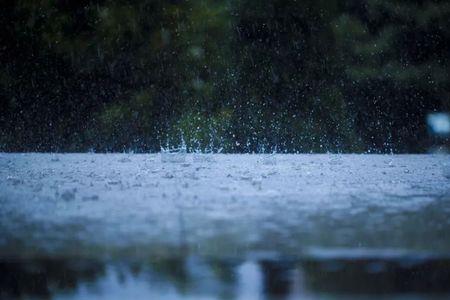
1;153;450;299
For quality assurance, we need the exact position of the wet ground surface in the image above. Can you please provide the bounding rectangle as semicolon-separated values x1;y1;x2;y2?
1;153;450;299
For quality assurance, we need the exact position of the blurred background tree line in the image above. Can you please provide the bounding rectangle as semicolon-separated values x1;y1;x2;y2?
1;0;449;153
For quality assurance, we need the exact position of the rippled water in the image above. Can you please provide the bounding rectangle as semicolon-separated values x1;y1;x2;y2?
2;249;450;300
1;154;449;299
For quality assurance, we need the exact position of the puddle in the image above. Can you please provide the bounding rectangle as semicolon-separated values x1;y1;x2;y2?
2;154;450;299
2;249;450;300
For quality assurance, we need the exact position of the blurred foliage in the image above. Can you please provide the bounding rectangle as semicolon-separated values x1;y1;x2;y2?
0;0;448;152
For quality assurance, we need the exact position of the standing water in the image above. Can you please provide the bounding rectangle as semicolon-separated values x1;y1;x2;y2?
1;153;450;299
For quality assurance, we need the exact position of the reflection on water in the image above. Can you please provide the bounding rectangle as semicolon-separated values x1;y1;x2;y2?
2;249;450;300
0;258;105;299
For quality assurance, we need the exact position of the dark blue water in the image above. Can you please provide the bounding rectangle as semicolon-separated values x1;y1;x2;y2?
2;249;450;300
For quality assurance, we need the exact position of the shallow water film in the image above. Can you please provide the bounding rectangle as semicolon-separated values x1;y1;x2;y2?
1;153;450;299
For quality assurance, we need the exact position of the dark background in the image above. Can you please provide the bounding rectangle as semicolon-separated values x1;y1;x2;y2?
1;0;449;153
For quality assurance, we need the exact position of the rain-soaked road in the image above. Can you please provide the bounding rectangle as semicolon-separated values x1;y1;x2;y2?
1;153;450;299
